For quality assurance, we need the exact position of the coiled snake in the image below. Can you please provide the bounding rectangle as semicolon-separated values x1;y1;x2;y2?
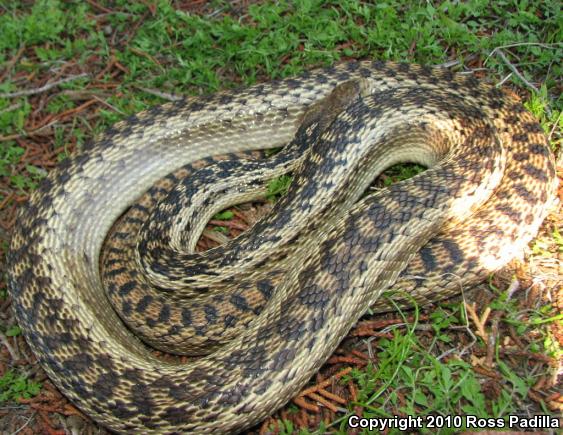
7;61;556;433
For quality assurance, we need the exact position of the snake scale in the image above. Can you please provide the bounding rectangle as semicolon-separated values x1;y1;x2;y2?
7;61;557;434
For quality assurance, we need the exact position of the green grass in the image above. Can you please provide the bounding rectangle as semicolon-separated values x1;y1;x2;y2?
0;370;41;403
4;325;21;337
380;163;427;187
302;288;558;435
212;210;234;221
266;174;294;200
0;144;45;191
1;0;560;199
0;0;561;432
269;279;561;435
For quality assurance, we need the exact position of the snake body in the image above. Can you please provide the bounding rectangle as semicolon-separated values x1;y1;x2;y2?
7;61;556;433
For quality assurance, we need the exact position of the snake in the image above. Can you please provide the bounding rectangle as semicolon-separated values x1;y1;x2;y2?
7;60;557;434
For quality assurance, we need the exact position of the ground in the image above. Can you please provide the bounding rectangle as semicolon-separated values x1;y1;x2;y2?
0;1;561;434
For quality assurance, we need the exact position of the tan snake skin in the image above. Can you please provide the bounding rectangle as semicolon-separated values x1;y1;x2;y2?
7;61;557;434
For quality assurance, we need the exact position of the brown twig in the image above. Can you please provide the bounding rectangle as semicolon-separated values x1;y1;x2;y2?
0;74;89;98
299;367;352;397
348;380;358;402
327;355;367;366
0;332;19;361
0;120;58;142
0;45;26;82
208;219;249;230
0;102;23;115
508;324;526;349
472;365;502;380
85;0;114;13
292;396;319;412
493;49;539;93
37;410;65;435
129;47;163;69
357;314;429;330
307;392;339;413
351;328;394;339
350;349;369;360
135;86;183;101
465;302;491;343
316;388;347;405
